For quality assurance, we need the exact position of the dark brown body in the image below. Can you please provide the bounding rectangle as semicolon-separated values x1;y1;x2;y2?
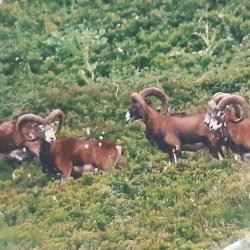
224;119;250;155
40;138;122;179
143;106;223;161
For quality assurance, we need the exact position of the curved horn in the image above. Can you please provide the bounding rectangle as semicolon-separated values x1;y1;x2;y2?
138;87;169;114
208;92;231;112
16;114;45;141
207;99;217;111
211;92;229;102
45;109;65;132
131;92;149;121
217;95;249;122
209;92;242;118
207;92;227;112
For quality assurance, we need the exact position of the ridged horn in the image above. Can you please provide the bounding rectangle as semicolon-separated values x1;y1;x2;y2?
217;95;249;122
207;92;226;112
211;92;229;102
16;114;45;141
131;92;149;121
209;92;242;118
45;109;65;132
138;87;169;114
207;99;217;111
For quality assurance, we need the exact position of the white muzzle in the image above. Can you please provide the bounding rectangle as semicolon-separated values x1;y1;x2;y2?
45;129;56;143
125;111;131;121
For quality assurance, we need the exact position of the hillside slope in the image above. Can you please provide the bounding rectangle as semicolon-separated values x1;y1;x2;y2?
0;0;250;249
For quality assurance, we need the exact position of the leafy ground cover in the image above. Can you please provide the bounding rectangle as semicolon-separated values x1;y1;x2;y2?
0;0;250;249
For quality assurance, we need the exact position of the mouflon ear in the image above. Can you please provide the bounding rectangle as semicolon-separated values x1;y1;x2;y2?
53;120;60;132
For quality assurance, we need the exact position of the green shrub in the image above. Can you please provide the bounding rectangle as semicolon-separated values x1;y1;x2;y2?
0;0;250;249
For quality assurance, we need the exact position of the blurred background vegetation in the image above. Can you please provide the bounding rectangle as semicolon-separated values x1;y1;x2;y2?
0;0;249;249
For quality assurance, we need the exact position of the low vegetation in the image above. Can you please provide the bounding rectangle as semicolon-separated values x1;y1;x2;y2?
0;0;249;249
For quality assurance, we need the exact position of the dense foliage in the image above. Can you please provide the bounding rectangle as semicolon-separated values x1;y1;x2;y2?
0;0;249;249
